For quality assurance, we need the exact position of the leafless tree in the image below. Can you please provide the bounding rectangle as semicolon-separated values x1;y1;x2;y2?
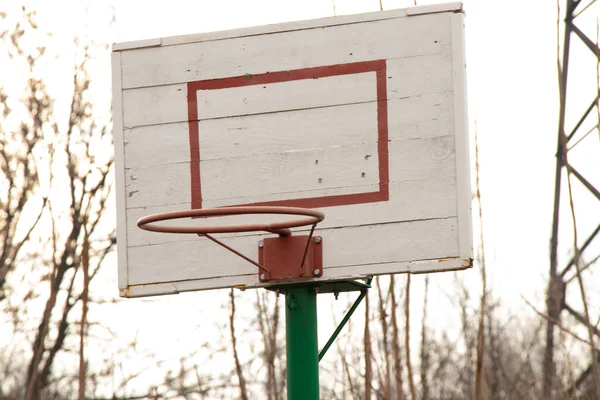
419;277;430;400
364;293;373;400
254;291;284;400
230;289;249;400
0;9;47;297
376;276;392;399
0;6;115;399
390;275;405;400
474;127;487;400
404;275;416;400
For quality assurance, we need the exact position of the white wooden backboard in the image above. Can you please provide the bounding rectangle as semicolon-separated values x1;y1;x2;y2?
112;2;472;298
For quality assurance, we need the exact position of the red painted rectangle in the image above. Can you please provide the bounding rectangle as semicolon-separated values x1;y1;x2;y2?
187;60;389;209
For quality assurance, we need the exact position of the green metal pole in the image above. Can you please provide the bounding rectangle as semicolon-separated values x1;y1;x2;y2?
285;285;319;400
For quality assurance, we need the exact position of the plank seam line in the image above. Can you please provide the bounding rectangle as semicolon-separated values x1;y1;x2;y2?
127;257;465;287
120;51;449;90
124;177;457;212
122;91;453;130
127;215;459;249
118;12;439;51
125;176;457;211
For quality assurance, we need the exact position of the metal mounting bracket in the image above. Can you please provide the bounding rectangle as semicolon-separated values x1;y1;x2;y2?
258;236;323;282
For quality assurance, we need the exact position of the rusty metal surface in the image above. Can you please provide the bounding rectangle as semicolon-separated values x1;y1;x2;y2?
258;236;323;282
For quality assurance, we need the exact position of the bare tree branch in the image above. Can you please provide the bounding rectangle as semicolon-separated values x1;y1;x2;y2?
376;277;391;399
364;293;372;400
523;296;600;352
474;125;487;400
404;275;416;400
230;289;249;400
419;277;430;400
79;228;90;400
389;275;404;400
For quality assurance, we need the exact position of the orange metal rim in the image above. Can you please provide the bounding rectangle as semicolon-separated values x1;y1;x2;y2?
136;206;325;235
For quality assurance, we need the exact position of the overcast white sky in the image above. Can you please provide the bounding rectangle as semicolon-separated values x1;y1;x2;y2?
6;0;600;391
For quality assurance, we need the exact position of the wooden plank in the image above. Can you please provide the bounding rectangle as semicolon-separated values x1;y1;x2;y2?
327;257;471;278
121;275;258;297
202;183;377;208
111;51;128;290
125;177;457;248
198;102;377;160
389;135;455;183
386;53;453;98
126;217;459;286
124;142;379;208
198;136;455;202
387;92;454;139
115;5;461;56
125;162;191;209
119;13;452;89
124;135;455;209
194;72;376;120
126;201;192;248
120;53;453;129
122;83;187;128
157;8;412;47
324;219;458;267
200;142;380;200
451;12;473;260
123;92;453;168
122;256;470;298
124;124;191;169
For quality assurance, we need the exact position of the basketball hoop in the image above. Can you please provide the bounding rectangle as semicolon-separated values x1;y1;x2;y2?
137;206;325;282
137;206;324;236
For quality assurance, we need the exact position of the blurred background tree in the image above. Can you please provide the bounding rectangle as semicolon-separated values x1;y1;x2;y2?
1;1;599;400
0;6;114;399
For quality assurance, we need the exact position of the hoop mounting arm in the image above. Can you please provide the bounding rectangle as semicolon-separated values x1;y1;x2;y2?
136;206;325;283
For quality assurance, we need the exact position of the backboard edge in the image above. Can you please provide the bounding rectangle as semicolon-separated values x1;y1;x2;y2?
406;2;463;16
121;258;472;298
112;3;463;51
111;51;129;291
113;38;162;52
451;12;473;260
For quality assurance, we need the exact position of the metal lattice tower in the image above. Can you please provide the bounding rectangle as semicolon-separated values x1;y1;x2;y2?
545;0;600;397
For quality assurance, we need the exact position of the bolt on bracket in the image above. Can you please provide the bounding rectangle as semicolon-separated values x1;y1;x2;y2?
258;236;323;282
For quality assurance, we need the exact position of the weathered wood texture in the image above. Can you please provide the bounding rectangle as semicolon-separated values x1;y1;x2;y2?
112;5;471;297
